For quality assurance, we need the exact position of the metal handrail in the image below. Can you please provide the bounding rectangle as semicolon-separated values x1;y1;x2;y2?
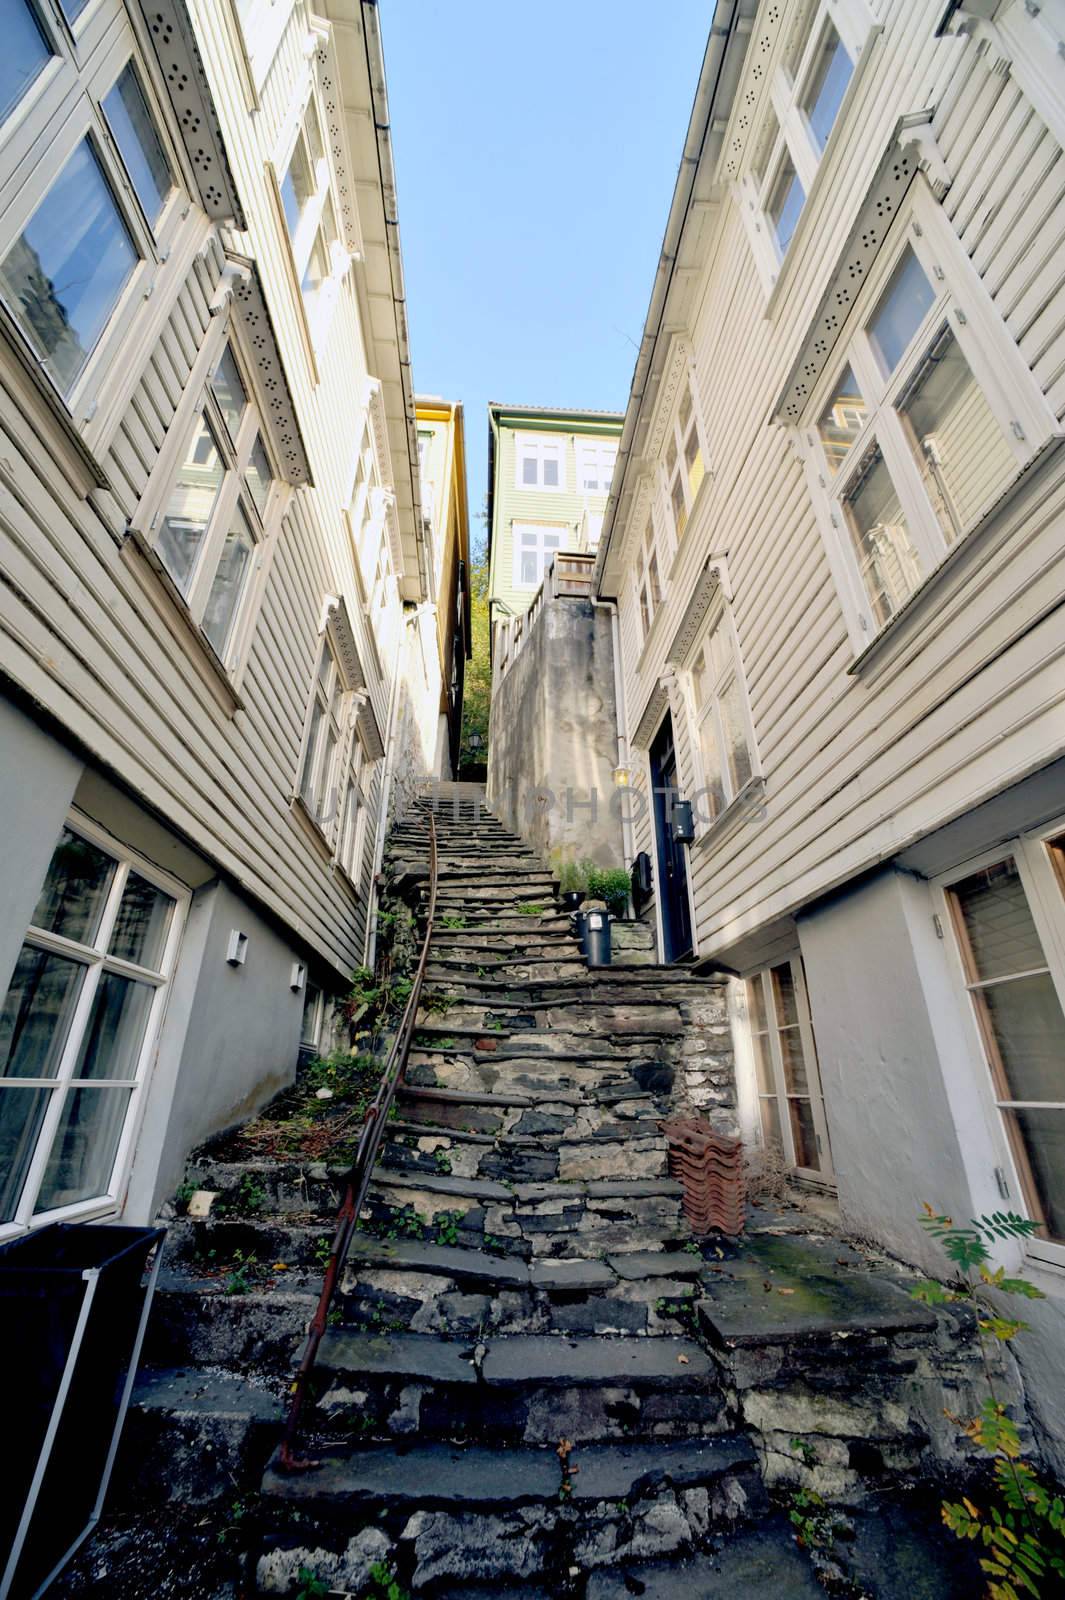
278;809;439;1470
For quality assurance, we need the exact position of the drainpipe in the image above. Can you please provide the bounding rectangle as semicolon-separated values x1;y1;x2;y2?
364;606;410;971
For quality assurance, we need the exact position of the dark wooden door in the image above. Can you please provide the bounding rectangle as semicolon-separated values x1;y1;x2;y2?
649;715;692;963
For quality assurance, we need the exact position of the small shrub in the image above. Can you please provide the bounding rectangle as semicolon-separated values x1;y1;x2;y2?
585;865;631;917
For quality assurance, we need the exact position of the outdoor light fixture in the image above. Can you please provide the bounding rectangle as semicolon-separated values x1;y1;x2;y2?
290;962;307;992
613;766;630;787
468;731;483;750
226;930;249;967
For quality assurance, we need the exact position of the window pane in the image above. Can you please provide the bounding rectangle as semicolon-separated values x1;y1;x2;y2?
109;871;174;970
0;139;139;394
543;457;559;487
900;327;1014;540
818;367;867;473
952;859;1048;981
1010;1109;1065;1242
300;696;325;805
246;434;273;517
0;946;85;1080
280;138;314;236
522;456;537;485
211;344;247;441
751;1031;775;1097
699;714;726;820
302;230;329;308
103;62;172;225
0;1086;52;1222
202;509;256;658
760;1095;782;1150
769;157;804;253
306;101;325;167
32;827;115;943
3;2;51;127
977;974;1065;1105
647;551;662;607
671;475;687;537
720;677;753;795
780;1030;810;1096
157;414;225;593
74;972;154;1081
685;422;704;502
802;24;853;152
314;726;338;821
34;1086;133;1212
788;1095;820;1169
843;450;923;627
869;247;936;375
771;962;800;1029
59;0;91;19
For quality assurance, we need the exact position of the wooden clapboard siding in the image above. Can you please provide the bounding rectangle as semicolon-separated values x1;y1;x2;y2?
613;0;1065;971
0;0;434;980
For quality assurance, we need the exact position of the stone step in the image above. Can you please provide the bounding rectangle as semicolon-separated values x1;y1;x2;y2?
380;1128;668;1188
259;1435;763;1590
309;1330;726;1444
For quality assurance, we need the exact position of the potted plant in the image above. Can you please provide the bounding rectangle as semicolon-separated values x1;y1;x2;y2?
586;865;631;920
558;859;587;912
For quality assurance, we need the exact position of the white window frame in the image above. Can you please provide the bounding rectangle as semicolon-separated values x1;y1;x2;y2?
0;810;188;1238
796;180;1060;654
0;1;187;420
736;0;876;295
132;328;282;683
272;86;350;358
514;432;566;493
660;369;710;545
511;521;565;591
635;517;664;643
936;819;1065;1273
295;625;374;877
743;954;834;1183
682;601;759;836
575;437;618;495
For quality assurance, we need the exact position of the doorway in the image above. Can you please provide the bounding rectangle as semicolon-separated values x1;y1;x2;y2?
649;714;693;963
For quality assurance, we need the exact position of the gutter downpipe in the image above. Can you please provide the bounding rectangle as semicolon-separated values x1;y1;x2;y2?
361;0;429;604
596;596;635;873
364;607;408;971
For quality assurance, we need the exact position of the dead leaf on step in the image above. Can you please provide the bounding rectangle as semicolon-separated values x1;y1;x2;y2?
776;1287;796;1296
677;1355;690;1364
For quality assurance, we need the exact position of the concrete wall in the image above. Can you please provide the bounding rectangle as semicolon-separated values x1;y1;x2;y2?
797;865;1065;1478
0;695;81;996
130;879;306;1219
487;595;623;873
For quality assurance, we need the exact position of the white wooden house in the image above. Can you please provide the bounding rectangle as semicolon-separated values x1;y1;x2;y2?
0;0;440;1236
595;0;1065;1469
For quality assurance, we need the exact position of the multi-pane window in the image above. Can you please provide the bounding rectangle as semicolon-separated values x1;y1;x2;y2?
746;958;832;1179
576;439;617;493
636;520;662;640
338;736;370;885
0;10;180;402
947;851;1065;1246
300;640;347;829
0;819;182;1230
663;379;706;541
515;433;564;491
740;2;870;287
690;611;754;822
278;98;343;335
152;341;275;668
807;226;1018;636
512;523;563;589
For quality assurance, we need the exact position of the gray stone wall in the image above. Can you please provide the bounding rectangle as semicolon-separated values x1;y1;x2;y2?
487;596;624;874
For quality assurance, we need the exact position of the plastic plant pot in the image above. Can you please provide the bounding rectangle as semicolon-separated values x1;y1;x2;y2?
560;890;585;912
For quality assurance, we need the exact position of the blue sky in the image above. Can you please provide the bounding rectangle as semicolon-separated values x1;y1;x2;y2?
380;1;712;548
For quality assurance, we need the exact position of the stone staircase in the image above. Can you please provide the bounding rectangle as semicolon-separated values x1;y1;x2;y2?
77;789;1018;1598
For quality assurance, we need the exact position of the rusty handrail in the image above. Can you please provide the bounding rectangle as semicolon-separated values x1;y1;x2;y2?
278;808;439;1470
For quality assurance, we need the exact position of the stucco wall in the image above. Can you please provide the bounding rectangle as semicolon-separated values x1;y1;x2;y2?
797;866;1065;1477
0;695;81;995
133;879;305;1217
487;596;623;872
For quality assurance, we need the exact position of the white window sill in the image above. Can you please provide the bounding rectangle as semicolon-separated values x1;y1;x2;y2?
692;775;767;856
122;528;244;716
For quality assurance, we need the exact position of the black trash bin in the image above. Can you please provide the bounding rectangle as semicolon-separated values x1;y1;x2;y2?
0;1223;165;1600
575;909;612;967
